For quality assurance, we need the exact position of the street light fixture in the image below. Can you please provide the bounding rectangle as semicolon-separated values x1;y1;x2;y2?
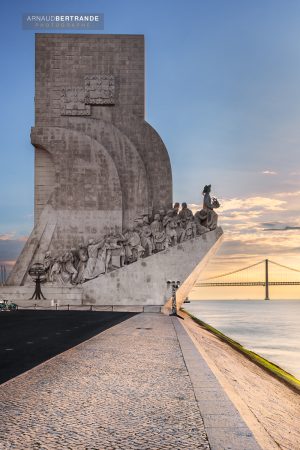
167;280;181;316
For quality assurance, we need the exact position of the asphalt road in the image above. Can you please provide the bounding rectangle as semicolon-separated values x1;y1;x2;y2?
0;310;136;384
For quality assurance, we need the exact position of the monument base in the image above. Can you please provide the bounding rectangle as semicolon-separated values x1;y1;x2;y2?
83;227;223;308
1;228;223;312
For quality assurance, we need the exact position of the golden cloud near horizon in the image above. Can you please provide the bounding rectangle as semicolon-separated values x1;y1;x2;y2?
189;190;300;299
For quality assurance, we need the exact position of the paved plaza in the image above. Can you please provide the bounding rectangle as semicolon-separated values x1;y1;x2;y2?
0;310;135;384
0;313;260;449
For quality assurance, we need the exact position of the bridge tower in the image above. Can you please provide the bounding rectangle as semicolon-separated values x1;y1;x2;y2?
265;259;270;300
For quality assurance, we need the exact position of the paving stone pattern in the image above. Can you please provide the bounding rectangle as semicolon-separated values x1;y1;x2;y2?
173;319;261;450
0;314;210;449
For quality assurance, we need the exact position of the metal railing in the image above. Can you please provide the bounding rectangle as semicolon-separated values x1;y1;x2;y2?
12;304;152;312
16;304;114;311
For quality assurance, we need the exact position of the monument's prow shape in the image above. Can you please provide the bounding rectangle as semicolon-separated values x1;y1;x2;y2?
6;34;223;309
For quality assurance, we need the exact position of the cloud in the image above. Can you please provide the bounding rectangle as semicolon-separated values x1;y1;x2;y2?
0;233;16;241
220;196;286;213
0;233;28;242
261;170;277;175
262;225;300;231
275;190;300;198
263;226;300;231
190;196;287;215
197;189;300;281
188;203;201;213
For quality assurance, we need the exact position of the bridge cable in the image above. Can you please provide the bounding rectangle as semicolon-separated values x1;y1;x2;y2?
200;260;265;281
268;260;300;274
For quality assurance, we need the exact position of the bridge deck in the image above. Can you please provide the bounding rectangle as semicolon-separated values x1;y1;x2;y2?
197;282;300;287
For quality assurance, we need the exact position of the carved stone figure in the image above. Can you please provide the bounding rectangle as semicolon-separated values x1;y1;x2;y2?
194;210;210;235
179;203;196;238
184;220;194;240
61;251;78;285
115;232;127;268
173;202;180;215
150;213;167;252
43;251;53;281
93;240;110;277
163;210;178;247
49;257;63;284
124;226;144;263
83;239;105;281
159;209;166;222
140;216;154;257
168;204;186;243
76;244;88;284
202;185;220;230
105;233;126;271
70;247;79;270
179;202;193;223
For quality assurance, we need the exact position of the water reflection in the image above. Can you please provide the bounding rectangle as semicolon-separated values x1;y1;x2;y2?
185;300;300;379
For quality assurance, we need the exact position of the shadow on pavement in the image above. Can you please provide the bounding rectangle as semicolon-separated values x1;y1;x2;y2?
0;310;136;384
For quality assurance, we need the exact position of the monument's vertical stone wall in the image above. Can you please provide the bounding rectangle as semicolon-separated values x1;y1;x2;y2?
8;34;173;285
35;34;145;126
34;148;55;224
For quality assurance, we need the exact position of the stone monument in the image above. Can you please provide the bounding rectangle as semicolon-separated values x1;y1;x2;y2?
5;34;223;311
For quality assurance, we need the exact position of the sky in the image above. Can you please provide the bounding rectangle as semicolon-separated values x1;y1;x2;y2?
0;0;300;298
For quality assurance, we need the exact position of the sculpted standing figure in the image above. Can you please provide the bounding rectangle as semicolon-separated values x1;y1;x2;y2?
173;202;180;215
163;209;178;247
93;239;110;276
140;215;154;256
159;209;166;222
70;247;79;271
171;202;186;243
76;244;88;284
106;232;126;269
83;238;105;281
43;251;53;281
124;226;144;263
150;213;167;252
202;184;220;230
49;256;63;284
61;250;78;284
179;202;196;238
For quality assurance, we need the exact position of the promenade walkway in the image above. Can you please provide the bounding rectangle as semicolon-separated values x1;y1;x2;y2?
0;313;260;449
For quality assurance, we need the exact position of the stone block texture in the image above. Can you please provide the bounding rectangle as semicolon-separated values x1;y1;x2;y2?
8;34;172;285
83;228;223;307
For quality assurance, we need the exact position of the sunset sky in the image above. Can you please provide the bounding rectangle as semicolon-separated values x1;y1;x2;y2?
0;0;300;298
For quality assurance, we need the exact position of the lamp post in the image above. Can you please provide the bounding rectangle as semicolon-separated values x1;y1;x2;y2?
167;280;180;316
28;263;47;300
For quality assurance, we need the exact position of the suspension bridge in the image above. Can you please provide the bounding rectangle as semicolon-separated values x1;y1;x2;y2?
196;259;300;300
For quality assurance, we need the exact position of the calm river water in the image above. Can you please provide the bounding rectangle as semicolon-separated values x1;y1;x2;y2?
185;300;300;379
